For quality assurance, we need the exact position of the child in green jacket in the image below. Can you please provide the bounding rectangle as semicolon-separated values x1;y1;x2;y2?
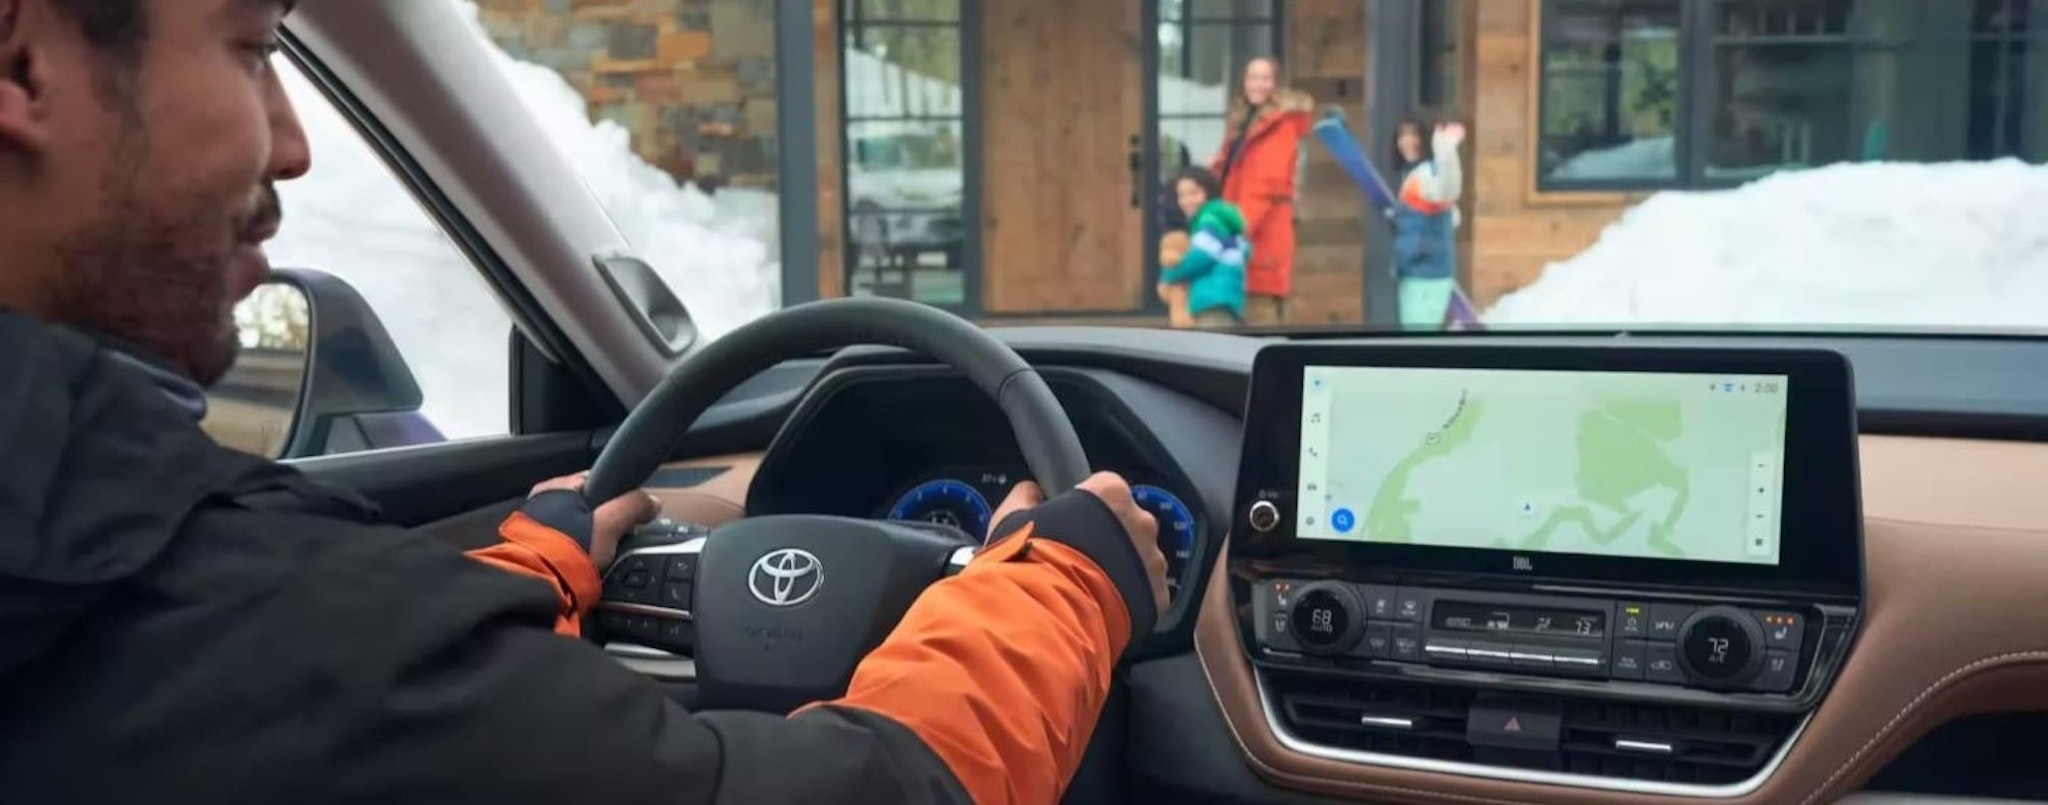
1157;167;1249;328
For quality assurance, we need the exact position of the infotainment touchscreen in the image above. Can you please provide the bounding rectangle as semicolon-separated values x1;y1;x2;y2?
1293;365;1789;566
1232;344;1861;597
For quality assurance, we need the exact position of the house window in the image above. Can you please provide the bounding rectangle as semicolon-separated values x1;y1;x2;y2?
1537;0;1684;186
1155;0;1285;175
839;0;973;308
1538;0;2044;191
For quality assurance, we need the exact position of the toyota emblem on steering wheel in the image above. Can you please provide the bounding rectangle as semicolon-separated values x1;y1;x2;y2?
749;548;824;607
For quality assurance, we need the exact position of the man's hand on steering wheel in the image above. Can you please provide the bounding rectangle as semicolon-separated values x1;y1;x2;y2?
989;472;1171;616
525;471;662;568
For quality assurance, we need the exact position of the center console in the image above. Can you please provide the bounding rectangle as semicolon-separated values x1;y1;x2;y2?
1230;344;1863;796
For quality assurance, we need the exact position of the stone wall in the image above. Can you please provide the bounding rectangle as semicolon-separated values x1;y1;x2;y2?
472;0;780;190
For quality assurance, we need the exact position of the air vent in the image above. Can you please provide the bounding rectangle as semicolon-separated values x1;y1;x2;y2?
1560;701;1801;785
1267;670;1802;787
1274;672;1477;762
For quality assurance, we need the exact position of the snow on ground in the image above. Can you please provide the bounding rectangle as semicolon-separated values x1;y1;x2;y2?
1487;159;2048;331
263;6;779;439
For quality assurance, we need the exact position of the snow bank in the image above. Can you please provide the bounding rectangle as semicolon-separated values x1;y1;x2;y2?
263;5;779;440
1487;159;2048;331
482;30;781;338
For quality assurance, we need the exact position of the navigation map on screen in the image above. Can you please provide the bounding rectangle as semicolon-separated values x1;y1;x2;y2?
1295;366;1790;565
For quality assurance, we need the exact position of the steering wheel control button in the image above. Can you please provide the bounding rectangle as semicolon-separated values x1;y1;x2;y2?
1644;642;1685;684
1753;649;1798;693
1611;640;1648;681
1648;603;1694;640
1288;583;1364;654
659;582;693;609
1677;606;1765;690
1247;500;1282;533
1755;610;1806;650
616;614;660;642
665;555;697;580
655;619;693;653
604;565;660;605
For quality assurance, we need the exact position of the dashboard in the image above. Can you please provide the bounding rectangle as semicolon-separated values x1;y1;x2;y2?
741;363;1240;629
607;329;2048;805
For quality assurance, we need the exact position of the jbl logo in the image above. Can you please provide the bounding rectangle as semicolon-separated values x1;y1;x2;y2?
1512;556;1534;572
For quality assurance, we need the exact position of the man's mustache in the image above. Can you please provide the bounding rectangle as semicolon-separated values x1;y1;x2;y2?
239;185;283;242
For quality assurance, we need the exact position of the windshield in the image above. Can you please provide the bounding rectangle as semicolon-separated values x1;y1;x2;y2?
429;0;2046;338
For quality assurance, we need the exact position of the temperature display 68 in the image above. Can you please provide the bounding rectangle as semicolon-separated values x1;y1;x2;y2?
1433;602;1605;638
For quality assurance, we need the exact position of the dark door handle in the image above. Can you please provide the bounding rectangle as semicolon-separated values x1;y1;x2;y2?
1128;134;1144;208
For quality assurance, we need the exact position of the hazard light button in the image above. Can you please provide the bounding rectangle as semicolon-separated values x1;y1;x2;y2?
1467;704;1562;752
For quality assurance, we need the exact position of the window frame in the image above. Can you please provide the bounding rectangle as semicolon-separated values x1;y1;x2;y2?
1533;0;1695;193
1143;0;1287;313
834;0;984;315
1153;0;1288;174
1534;0;2048;194
271;35;609;451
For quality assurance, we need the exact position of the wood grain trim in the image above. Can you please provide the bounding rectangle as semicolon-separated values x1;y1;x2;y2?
1197;435;2048;804
648;452;761;528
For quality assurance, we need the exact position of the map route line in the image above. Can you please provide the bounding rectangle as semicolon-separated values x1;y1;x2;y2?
1364;391;1484;543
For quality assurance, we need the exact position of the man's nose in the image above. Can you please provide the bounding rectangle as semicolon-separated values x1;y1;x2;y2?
266;72;312;182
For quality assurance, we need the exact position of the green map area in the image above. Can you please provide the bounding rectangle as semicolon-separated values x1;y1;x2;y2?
1309;368;1787;565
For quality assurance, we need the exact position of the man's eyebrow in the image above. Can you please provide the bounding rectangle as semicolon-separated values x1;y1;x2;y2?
225;0;297;22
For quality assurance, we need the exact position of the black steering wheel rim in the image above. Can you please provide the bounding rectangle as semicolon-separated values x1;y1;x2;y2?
586;298;1093;711
584;296;1091;507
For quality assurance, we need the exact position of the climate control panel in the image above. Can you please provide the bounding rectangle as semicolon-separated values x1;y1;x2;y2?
1253;580;1814;696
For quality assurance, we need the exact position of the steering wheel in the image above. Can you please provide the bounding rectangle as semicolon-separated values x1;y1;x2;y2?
581;297;1091;712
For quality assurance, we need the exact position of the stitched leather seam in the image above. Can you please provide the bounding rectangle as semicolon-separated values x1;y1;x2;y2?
1800;650;2048;805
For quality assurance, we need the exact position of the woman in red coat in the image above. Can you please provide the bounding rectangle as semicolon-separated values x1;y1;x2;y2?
1208;57;1312;326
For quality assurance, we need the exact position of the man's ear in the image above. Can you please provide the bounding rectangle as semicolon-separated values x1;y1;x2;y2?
0;0;54;154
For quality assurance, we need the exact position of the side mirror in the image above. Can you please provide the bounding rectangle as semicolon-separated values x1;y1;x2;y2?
202;283;311;459
207;267;443;459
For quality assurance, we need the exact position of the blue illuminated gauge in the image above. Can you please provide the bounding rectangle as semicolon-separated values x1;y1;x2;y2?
888;479;993;539
1132;485;1196;598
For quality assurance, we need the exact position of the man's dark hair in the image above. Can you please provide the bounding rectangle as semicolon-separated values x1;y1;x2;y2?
51;0;149;57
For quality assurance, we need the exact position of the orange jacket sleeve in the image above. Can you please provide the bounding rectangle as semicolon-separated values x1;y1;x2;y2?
808;490;1159;805
468;491;602;637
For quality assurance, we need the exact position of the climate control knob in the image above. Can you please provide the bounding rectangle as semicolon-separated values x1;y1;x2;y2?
1288;582;1365;655
1676;606;1766;690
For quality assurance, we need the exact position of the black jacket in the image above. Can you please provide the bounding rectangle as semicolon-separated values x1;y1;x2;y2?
0;312;1152;804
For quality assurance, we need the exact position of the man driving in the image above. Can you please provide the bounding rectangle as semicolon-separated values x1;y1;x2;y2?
0;1;1169;802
